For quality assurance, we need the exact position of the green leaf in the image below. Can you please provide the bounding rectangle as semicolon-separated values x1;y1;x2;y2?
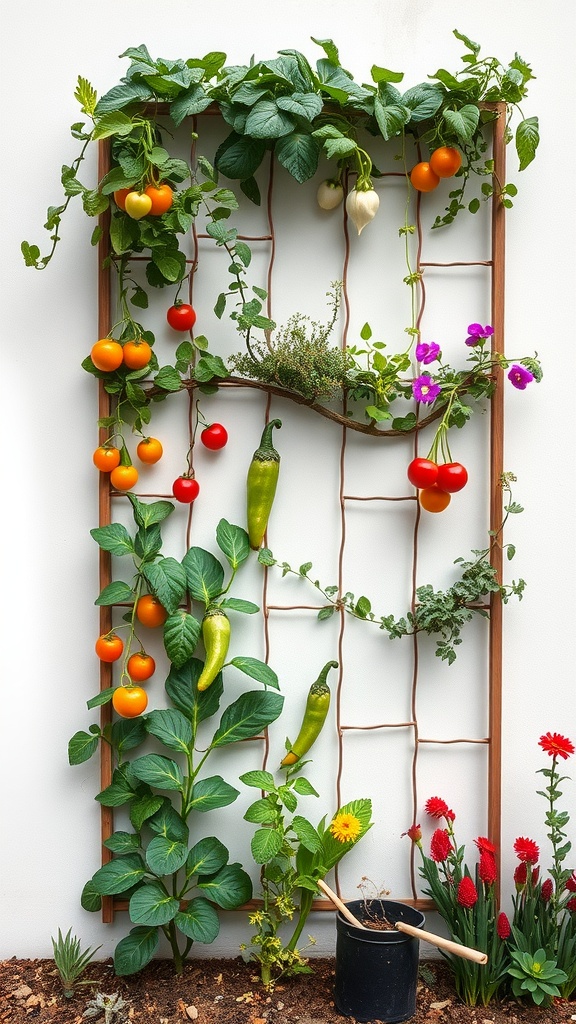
182;547;224;603
516;116;539;171
220;598;259;614
134;524;162;562
145;836;188;876
373;97;410;140
311;36;340;65
211;691;284;747
198;863;253;908
215;519;250;569
90;523;134;556
442;104;480;142
245;99;294;139
103;831;141;854
81;880;102;913
95;580;135;606
258;548;276;567
244;798;277;824
154;366;183;392
239;769;276;791
130;754;184;792
364;405;391;422
165;658;223;723
371;65;404;84
92;111;134;140
189;776;240;811
317;606;335;621
175;898;220;943
96;766;137;807
149;801;189;843
75;75;98;115
142;558;186;615
402;84;444;123
215;132;267;180
293;777;320;797
275;131;320;183
112;718;148;757
355;596;372;618
277;91;322;121
229;656;279;689
68;730;99;765
91;854;147;895
240;176;261;205
453;29;480;55
250;828;283;863
193;354;229;381
96;81;153;113
186;837;229;878
127;494;174;528
129;881;179;926
163;611;201;668
113;926;159;977
146;708;192;752
292;815;323;853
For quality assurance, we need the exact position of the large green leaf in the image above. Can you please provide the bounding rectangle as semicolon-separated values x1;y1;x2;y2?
95;765;138;807
111;717;148;756
91;854;147;895
130;754;184;792
210;691;284;748
182;547;224;603
149;801;189;843
134;524;162;562
292;815;323;853
175;898;220;943
163;610;201;668
68;730;99;765
170;84;212;126
129;794;164;832
373;97;411;140
215;519;250;570
516;116;539;171
90;523;134;556
321;798;373;870
276;91;322;120
129;882;179;926
402;84;444;122
95;580;135;606
186;837;229;878
96;81;153;113
146;836;188;875
189;776;239;811
275;131;320;183
244;798;277;824
215;131;267;180
442;104;480;142
142;558;186;614
165;658;223;724
229;657;279;689
113;926;159;977
250;827;284;863
146;708;192;752
103;831;141;854
127;494;174;528
92;111;134;140
197;863;252;909
80;880;102;913
245;99;294;139
239;769;276;791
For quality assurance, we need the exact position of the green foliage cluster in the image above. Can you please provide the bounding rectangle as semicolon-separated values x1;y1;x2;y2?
51;928;101;998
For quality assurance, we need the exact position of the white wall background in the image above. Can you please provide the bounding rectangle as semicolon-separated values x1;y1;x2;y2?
1;0;574;961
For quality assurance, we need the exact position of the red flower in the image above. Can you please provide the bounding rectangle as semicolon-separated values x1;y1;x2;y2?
538;732;575;760
457;876;478;909
430;828;452;862
479;851;497;885
514;862;527;889
568;898;576;914
425;797;453;820
474;836;497;855
540;878;553;903
565;872;576;893
514;836;540;865
497;912;511;939
401;824;422;843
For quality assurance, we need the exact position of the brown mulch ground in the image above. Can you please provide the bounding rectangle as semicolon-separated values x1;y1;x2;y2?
1;957;573;1024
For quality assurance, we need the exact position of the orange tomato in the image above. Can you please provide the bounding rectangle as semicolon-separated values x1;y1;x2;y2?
136;437;163;464
123;339;152;370
113;188;132;211
144;183;174;215
136;594;168;628
95;633;124;662
112;685;148;718
419;486;451;513
429;146;462;178
91;339;124;371
410;162;440;193
93;446;121;472
110;465;139;491
127;652;156;681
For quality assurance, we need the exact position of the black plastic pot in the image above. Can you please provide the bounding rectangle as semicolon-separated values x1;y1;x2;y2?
334;899;425;1023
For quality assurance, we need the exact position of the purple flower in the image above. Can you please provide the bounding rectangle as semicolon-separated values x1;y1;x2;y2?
415;341;441;365
412;375;441;404
465;323;494;347
508;364;534;390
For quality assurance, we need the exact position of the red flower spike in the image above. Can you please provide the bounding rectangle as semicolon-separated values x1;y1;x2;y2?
425;796;452;820
514;836;540;865
540;878;553;903
497;912;511;939
568;897;576;913
479;851;497;885
538;731;575;760
565;872;576;893
429;828;452;862
474;836;497;855
457;876;478;909
514;862;527;889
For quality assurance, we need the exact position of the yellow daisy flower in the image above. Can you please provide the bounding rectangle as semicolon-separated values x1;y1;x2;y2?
329;811;362;843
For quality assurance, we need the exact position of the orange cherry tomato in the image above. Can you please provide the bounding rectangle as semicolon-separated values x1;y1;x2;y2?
419;486;451;513
410;162;440;193
127;652;156;681
110;465;139;491
136;437;163;464
144;183;174;215
113;188;132;211
93;446;121;472
112;685;148;718
429;147;462;178
136;594;168;628
95;633;124;662
91;339;124;371
123;339;152;370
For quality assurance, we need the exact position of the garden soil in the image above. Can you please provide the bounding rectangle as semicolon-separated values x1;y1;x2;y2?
0;956;572;1024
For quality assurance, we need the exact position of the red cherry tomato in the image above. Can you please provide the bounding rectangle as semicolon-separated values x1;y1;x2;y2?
437;462;468;493
172;476;200;503
167;302;196;332
407;458;438;489
201;423;228;450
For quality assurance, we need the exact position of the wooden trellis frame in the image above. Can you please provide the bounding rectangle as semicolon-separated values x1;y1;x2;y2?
95;103;506;924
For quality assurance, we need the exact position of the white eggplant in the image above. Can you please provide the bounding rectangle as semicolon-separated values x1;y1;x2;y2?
345;187;380;235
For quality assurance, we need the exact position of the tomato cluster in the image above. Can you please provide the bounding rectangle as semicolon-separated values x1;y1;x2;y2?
407;457;468;514
410;147;462;193
114;183;174;220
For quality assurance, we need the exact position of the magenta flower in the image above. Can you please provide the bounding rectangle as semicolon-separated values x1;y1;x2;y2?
415;342;441;365
412;375;441;404
465;322;494;347
508;364;534;390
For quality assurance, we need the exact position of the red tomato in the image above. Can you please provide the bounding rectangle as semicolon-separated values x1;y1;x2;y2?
113;188;132;211
201;423;228;450
167;302;196;331
437;462;468;493
407;458;438;489
144;183;174;215
172;475;200;503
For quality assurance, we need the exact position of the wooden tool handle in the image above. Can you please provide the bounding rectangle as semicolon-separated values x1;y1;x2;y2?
316;879;488;964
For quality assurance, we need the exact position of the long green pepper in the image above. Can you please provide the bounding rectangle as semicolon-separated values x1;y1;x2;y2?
246;418;282;550
197;605;230;692
280;660;338;766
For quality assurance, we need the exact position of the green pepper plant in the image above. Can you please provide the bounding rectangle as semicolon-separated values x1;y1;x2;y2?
69;500;285;975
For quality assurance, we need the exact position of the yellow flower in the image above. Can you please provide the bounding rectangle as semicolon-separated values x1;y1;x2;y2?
329;811;362;843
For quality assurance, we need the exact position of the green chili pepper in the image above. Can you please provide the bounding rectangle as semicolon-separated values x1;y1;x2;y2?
247;418;282;550
280;660;338;767
197;606;231;692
